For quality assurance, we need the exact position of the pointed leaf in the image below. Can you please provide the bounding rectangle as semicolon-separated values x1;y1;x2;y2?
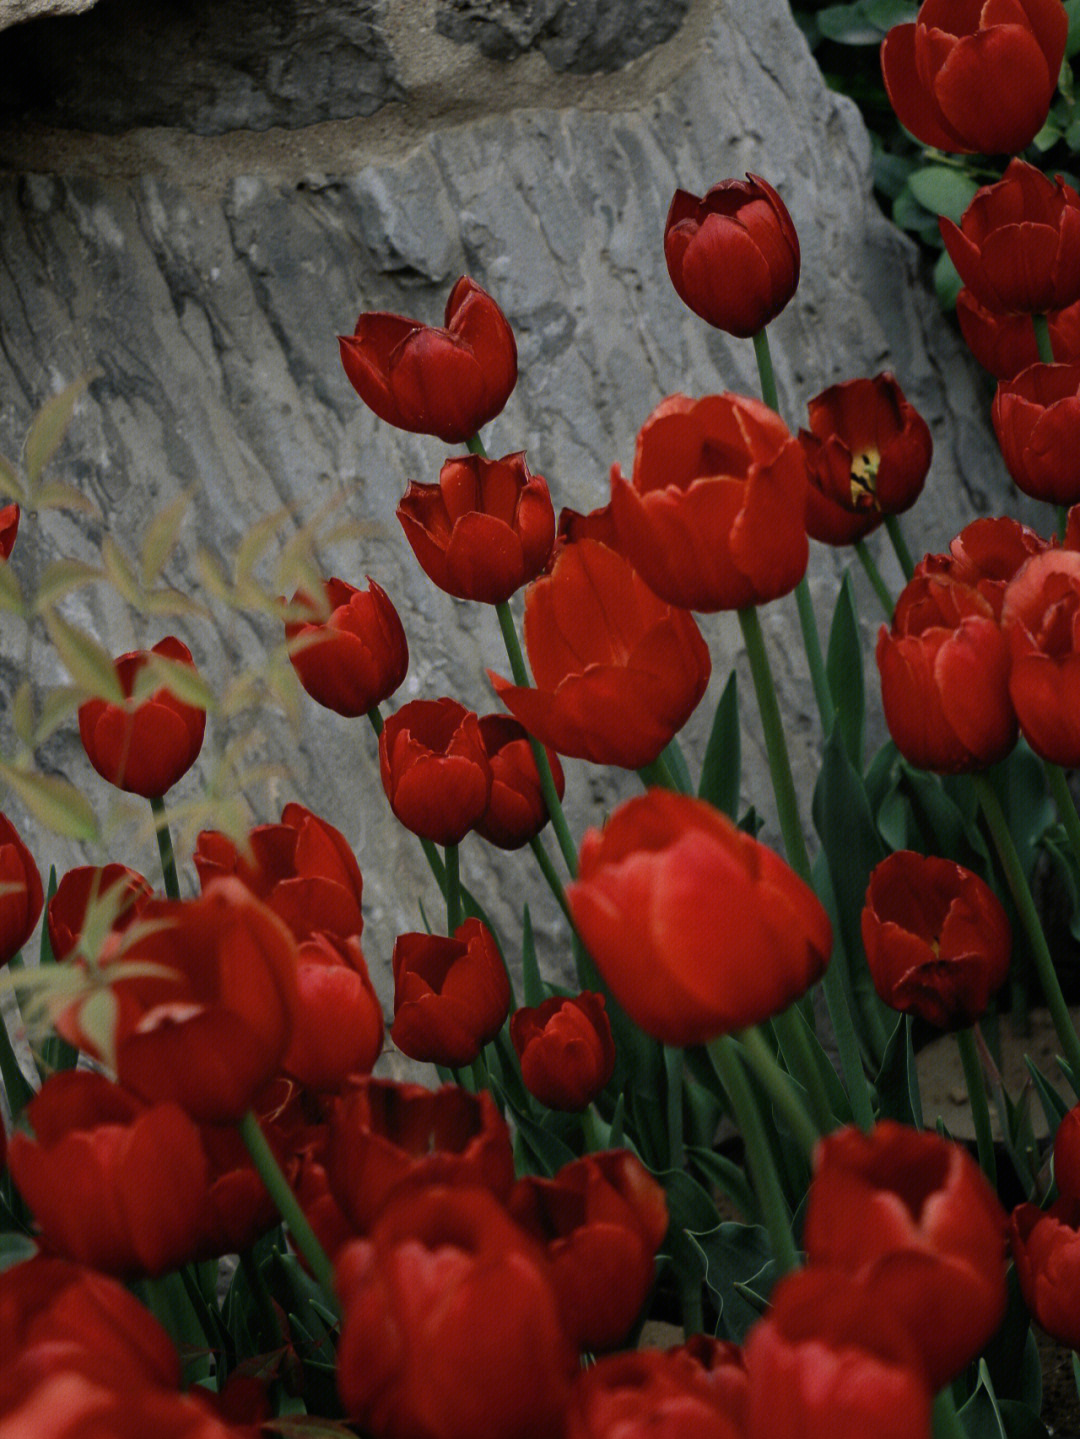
32;480;99;516
34;558;101;609
0;561;24;614
44;613;125;702
0;451;27;504
826;570;864;769
520;904;545;1008
141;491;190;586
0;765;99;841
102;535;144;605
698;671;740;817
11;682;34;748
131;654;216;711
24;376;90;486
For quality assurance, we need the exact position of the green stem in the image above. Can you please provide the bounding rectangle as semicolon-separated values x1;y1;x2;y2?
528;835;575;927
736;607;811;880
709;1036;799;1274
794;577;836;734
883;514;915;582
972;774;1080;1091
150;795;180;900
1033;311;1055;365
956;1025;996;1186
238;1111;339;1314
752;328;780;413
494;599;577;877
0;1009;34;1117
664;1044;685;1171
365;704;383;737
444;844;462;934
1047;762;1080;880
637;752;682;793
466;433;488;457
932;1388;968;1439
853;539;895;619
737;1025;822;1156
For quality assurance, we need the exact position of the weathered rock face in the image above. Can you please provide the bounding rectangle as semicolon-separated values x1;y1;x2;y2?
0;0;1012;1017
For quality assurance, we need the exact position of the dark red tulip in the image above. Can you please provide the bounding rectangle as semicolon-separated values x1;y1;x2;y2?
510;992;614;1111
799;374;932;546
474;714;565;850
391;917;511;1068
0;812;43;968
489;539;711;769
285;576;408;718
327;1076;515;1233
1002;549;1080;764
881;0;1067;155
566;1342;747;1439
398;452;555;604
957;288;1080;380
1054;1104;1080;1201
339;276;517;444
567;790;831;1047
804;1122;1009;1389
283;932;384;1091
77;636;206;799
940;160;1080;315
609;393;809;612
46;864;153;962
0;503;18;560
993;362;1080;505
1010;1196;1080;1349
664;175;800;337
379;697;492;845
861;851;1012;1031
919;515;1050;618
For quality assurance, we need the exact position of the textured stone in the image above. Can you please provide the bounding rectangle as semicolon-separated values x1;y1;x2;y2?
0;0;97;29
0;0;1019;1016
434;0;691;70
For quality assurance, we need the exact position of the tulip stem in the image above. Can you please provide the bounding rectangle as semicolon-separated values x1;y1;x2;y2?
466;433;488;457
956;1025;996;1186
637;752;682;793
737;1025;822;1157
883;515;915;582
495;599;578;877
1033;311;1055;365
932;1388;969;1439
528;835;575;927
708;1035;799;1274
238;1110;339;1316
149;795;181;900
444;844;462;934
752;327;780;413
1047;762;1080;881
0;1009;34;1118
853;540;894;618
972;774;1080;1093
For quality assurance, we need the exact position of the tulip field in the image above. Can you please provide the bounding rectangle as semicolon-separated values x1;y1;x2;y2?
5;1;1080;1436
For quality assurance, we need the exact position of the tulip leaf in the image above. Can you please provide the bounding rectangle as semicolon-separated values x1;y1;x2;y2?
520;903;545;1008
658;737;693;795
815;0;914;44
1023;1054;1072;1140
509;1108;577;1176
893;183;944;245
689;1221;777;1343
32;480;99;516
982;1268;1042;1411
684;1145;758;1223
0;1232;39;1272
908;165;980;225
35;865;79;1081
874;1014;923;1128
23;375;90;488
825;570;863;770
698;670;740;818
991;743;1054;885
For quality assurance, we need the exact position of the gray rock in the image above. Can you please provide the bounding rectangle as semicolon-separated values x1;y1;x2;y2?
434;0;691;71
0;0;1017;1031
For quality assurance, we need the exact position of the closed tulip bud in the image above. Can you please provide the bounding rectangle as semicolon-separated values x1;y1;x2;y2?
339;275;517;444
664;174;800;337
993;362;1080;506
46;864;153;962
379;697;492;846
1002;549;1080;764
881;0;1067;155
474;714;564;851
398;452;555;604
1010;1197;1080;1350
391;917;511;1068
1054;1105;1080;1202
510;992;614;1111
284;577;408;718
566;1344;747;1439
956;289;1080;381
283;932;384;1091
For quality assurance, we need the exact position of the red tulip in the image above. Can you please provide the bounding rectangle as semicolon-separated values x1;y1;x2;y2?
1002;548;1080;763
398;452;556;604
957;288;1080;380
919;515;1050;618
799;374;932;546
940;160;1080;315
335;1186;577;1439
57;879;300;1125
567;790;832;1047
339;275;517;444
327;1077;515;1233
861;851;1012;1031
0;812;43;967
609;393;809;612
566;1343;747;1439
77;636;207;799
993;362;1080;505
0;503;18;560
744;1267;933;1439
1054;1104;1080;1201
283;932;384;1091
881;0;1067;155
194;801;364;944
284;576;408;718
489;539;711;768
1010;1196;1080;1349
391;917;511;1067
664;175;800;337
876;569;1017;772
378;697;492;845
510;992;615;1111
509;1150;668;1351
474;714;565;850
804;1122;1008;1389
46;864;153;961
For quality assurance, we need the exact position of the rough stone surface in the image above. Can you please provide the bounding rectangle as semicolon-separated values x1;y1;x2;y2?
434;0;691;70
0;0;1019;1028
0;0;98;32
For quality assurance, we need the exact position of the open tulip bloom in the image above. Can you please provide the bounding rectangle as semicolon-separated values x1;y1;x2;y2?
13;23;1080;1437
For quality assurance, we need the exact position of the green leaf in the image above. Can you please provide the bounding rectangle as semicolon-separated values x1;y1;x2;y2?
520;904;545;1008
0;451;26;504
44;613;125;702
33;558;101;609
908;165;979;224
0;1231;39;1272
825;570;864;770
0;560;23;615
684;1145;758;1221
874;1014;923;1128
141;491;191;586
131;653;216;712
893;183;944;244
816;0;911;43
24;376;91;487
698;670;740;818
32;480;98;516
0;766;99;841
691;1222;778;1342
1024;1054;1072;1140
